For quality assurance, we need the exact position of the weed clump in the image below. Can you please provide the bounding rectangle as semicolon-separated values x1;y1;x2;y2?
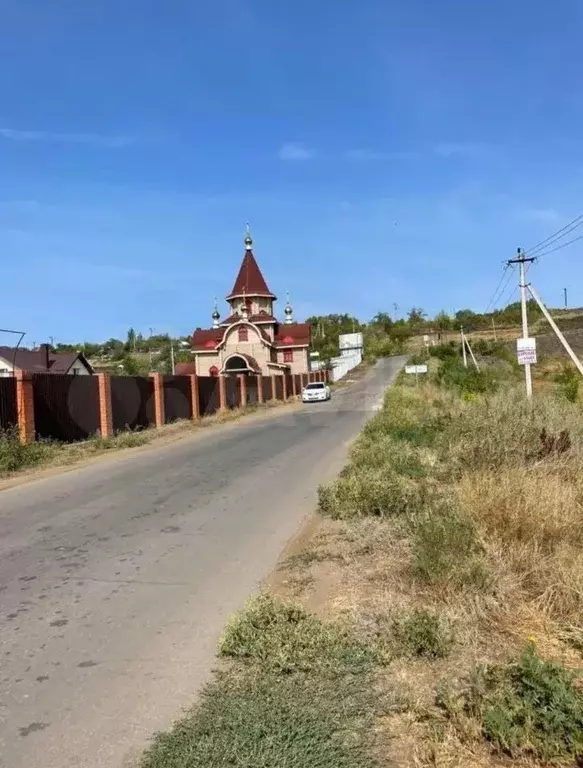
220;593;377;675
440;645;583;764
392;609;453;659
0;428;59;474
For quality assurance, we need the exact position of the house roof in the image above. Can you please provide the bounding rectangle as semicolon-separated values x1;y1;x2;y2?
226;249;275;300
191;328;223;351
0;346;93;374
274;323;311;347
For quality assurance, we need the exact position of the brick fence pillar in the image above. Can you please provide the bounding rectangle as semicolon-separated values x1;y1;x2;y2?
257;375;264;403
219;375;227;412
189;374;200;420
291;374;297;397
239;374;247;407
151;373;165;427
15;372;35;444
282;375;288;401
270;374;277;401
97;373;113;438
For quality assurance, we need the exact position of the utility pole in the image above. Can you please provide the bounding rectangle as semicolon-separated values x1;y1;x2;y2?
491;316;497;341
508;247;535;399
564;287;568;309
460;326;468;368
170;341;175;375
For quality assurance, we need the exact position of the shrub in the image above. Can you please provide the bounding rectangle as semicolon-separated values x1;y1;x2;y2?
555;364;580;403
219;594;376;675
411;501;489;588
437;356;499;395
428;343;459;361
392;609;453;659
445;645;583;763
0;428;59;474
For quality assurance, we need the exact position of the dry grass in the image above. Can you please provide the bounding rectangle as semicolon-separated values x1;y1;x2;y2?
272;381;583;766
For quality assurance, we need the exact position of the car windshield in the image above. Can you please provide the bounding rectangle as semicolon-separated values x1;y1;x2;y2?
305;383;325;390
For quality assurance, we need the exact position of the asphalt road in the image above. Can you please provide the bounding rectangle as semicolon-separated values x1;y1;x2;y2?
0;357;404;768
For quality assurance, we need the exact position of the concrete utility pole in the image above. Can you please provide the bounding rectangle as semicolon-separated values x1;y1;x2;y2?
460;327;468;368
528;283;583;377
508;248;536;399
491;316;497;341
564;287;568;309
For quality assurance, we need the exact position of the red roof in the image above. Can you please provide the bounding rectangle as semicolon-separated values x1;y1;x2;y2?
227;250;275;299
274;323;311;347
220;313;277;325
191;328;223;350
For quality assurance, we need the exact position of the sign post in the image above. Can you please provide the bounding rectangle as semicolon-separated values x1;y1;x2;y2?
516;338;537;366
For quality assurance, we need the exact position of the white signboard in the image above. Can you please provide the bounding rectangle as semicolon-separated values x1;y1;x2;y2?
516;337;537;365
339;332;364;351
405;364;428;375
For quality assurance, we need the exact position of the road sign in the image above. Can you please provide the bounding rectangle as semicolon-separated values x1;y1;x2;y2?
405;364;428;375
517;337;537;365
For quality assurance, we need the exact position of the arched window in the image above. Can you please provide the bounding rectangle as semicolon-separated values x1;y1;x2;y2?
238;326;249;342
209;365;219;377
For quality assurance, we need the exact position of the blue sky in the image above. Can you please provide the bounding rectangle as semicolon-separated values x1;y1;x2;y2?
1;0;583;344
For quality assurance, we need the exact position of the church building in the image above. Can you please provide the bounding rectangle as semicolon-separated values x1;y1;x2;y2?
185;230;311;377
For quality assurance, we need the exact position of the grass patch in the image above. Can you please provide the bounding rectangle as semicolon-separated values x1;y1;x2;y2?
142;595;380;768
440;644;583;764
391;609;453;659
0;428;60;474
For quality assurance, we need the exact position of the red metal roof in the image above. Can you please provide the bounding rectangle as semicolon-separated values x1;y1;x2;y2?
227;250;275;299
191;328;223;350
274;323;311;347
221;353;262;374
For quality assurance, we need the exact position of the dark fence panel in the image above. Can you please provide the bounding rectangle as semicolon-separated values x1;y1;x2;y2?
225;376;241;409
274;376;284;400
0;378;17;430
285;374;293;396
198;376;219;416
262;376;272;401
247;376;258;404
33;374;100;442
294;374;303;394
163;376;191;423
111;376;154;432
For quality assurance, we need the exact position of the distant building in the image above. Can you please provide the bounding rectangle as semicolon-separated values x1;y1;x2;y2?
0;344;93;377
179;229;311;377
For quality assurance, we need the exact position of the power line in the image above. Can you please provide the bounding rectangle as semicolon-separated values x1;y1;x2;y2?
533;231;583;259
525;212;583;257
492;266;516;310
485;264;510;313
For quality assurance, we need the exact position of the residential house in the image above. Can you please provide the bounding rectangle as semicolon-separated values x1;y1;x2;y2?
0;344;94;377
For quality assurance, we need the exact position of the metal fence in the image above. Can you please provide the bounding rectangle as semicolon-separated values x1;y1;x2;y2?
262;376;272;402
294;374;302;394
225;376;241;409
274;376;284;400
0;378;17;431
32;374;100;442
198;376;219;416
163;376;191;423
285;374;293;397
247;376;258;404
111;376;155;432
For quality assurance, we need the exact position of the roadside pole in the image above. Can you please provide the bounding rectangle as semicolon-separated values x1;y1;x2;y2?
491;316;497;341
509;248;535;399
461;327;468;368
528;283;583;377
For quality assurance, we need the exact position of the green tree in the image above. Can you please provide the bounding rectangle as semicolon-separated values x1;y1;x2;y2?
126;327;137;352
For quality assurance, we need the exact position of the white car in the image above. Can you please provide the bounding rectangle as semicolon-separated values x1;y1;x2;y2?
302;381;331;403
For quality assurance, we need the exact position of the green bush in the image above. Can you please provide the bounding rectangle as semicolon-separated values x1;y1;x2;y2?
392;609;453;659
428;343;459;361
437;357;499;395
445;645;583;763
411;501;488;588
555;365;580;403
0;428;59;475
220;594;376;675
